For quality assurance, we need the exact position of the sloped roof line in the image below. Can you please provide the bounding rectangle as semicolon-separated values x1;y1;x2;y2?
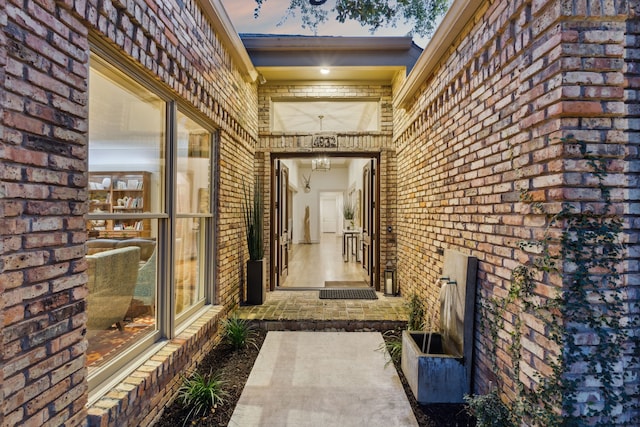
199;0;258;82
240;33;422;52
395;0;483;109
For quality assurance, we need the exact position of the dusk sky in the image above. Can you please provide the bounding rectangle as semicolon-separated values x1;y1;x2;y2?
220;0;433;47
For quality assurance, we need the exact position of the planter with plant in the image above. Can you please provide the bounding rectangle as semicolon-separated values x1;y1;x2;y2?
243;177;265;305
401;251;477;404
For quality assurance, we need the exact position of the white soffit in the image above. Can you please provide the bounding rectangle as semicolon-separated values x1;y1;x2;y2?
258;66;402;83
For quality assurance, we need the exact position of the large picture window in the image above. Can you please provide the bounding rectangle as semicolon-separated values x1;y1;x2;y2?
86;53;215;391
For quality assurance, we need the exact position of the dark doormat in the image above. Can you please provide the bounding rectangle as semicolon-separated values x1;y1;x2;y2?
319;288;378;300
324;281;369;288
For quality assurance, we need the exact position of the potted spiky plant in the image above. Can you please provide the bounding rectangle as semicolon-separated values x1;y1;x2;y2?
242;177;265;305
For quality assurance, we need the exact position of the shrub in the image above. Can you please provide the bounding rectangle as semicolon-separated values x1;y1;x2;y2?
177;371;227;425
379;330;402;367
406;292;424;331
464;389;513;427
222;314;258;350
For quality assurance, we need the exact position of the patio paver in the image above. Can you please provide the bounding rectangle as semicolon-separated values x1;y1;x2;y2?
229;331;419;427
234;290;409;329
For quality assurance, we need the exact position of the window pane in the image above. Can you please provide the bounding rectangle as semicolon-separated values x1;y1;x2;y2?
176;113;211;214
86;57;162;371
85;220;158;372
88;60;165;215
175;112;210;316
175;217;206;315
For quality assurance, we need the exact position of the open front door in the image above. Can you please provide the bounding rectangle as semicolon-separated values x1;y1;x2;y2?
361;159;377;288
275;160;289;287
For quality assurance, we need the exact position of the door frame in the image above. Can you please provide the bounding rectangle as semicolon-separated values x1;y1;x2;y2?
269;152;380;291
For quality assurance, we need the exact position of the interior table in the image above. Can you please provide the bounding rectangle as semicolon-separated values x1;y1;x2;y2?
342;229;361;262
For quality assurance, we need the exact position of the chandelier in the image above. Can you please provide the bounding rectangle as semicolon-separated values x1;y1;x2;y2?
312;157;330;171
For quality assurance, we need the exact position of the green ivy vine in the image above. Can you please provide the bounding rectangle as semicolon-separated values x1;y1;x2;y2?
478;138;639;426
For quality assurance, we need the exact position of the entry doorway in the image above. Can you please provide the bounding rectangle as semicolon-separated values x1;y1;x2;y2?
270;154;379;290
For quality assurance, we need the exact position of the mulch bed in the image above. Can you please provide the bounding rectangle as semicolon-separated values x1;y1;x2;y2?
156;329;476;426
155;329;267;427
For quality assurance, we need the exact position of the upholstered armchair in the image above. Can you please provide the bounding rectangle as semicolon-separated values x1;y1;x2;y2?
86;246;140;330
133;248;156;308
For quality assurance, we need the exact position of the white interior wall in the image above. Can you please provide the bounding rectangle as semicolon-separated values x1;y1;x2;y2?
293;166;349;243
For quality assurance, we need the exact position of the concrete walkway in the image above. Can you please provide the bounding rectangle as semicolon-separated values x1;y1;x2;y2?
229;331;418;427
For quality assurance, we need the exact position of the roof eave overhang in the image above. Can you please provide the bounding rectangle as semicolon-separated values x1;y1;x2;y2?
395;0;483;110
197;0;259;83
241;35;422;80
241;35;415;52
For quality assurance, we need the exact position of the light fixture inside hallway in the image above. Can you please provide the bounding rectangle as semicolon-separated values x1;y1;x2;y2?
320;67;330;75
312;157;330;171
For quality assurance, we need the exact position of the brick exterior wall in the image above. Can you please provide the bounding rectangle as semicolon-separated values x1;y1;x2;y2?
395;0;638;421
257;83;397;289
624;4;640;422
628;0;640;319
1;0;257;426
0;0;7;426
3;0;638;424
1;0;91;425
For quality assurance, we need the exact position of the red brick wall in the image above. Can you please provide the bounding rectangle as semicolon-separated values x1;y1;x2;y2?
395;0;637;420
1;0;91;425
0;0;7;425
1;0;257;426
622;3;640;422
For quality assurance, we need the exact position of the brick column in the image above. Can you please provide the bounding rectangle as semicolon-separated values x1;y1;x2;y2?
1;1;90;425
625;7;640;421
0;0;8;424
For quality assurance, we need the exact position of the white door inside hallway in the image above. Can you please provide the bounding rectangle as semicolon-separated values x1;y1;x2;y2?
320;194;338;233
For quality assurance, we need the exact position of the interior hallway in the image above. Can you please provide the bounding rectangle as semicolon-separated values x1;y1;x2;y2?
280;232;369;288
236;231;406;327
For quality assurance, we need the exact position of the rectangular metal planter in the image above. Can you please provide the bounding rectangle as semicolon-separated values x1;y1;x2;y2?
401;330;468;404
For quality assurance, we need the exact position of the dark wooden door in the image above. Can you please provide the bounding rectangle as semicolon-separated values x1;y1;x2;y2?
275;160;289;286
361;159;377;288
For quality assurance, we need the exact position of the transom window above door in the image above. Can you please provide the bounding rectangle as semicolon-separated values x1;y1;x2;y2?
271;100;380;132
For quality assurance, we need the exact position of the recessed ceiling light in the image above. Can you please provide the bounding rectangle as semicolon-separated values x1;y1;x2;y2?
320;68;330;75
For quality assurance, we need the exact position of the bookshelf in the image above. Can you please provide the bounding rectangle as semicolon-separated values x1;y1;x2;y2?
88;171;151;238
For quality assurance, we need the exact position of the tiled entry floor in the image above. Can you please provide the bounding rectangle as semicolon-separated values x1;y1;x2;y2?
229;331;419;427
